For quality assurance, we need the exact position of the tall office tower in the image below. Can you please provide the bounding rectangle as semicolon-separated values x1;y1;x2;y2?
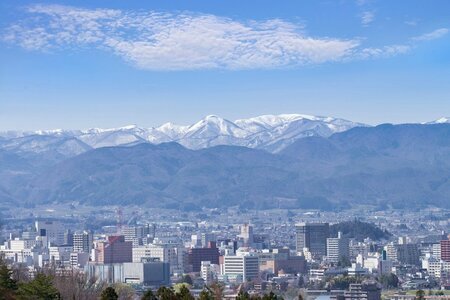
384;243;398;261
73;231;93;253
96;235;132;264
296;222;329;258
396;243;420;266
327;231;350;263
240;224;254;247
441;238;450;262
64;230;74;246
35;220;65;246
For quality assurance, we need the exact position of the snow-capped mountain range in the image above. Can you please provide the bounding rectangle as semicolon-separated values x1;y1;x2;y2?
0;114;365;155
0;114;447;157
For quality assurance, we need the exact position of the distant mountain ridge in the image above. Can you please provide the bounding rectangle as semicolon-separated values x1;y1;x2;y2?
0;122;449;210
0;114;365;154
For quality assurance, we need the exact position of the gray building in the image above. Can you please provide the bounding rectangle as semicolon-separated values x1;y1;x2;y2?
296;222;329;258
86;258;170;286
73;231;93;253
123;259;170;286
327;232;350;263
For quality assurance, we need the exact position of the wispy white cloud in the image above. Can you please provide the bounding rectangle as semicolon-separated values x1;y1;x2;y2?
360;11;375;26
2;4;362;70
411;28;449;41
356;44;411;59
355;0;370;6
0;4;442;71
404;20;418;27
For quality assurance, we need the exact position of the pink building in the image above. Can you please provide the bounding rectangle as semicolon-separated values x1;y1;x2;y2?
97;235;132;264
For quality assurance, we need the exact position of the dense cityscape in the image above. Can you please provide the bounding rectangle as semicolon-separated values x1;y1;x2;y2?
0;205;449;299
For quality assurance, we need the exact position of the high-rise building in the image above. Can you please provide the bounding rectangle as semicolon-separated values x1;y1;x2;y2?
441;239;450;262
396;243;420;266
35;220;65;246
223;254;259;281
64;230;74;246
96;235;132;264
240;224;254;247
73;231;93;253
327;232;349;263
296;222;329;258
384;243;397;261
187;241;220;272
385;242;420;265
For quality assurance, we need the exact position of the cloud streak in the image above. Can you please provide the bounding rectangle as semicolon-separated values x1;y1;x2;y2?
360;11;375;26
412;28;449;41
1;4;444;71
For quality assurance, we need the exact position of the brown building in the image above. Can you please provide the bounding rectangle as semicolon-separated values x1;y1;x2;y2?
187;241;220;272
441;239;450;262
96;235;132;264
259;248;306;275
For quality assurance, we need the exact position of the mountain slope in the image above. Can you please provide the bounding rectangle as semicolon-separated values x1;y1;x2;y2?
3;123;448;210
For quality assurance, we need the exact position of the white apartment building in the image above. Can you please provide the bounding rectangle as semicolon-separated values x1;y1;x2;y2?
9;238;36;251
201;261;219;285
223;254;259;281
422;255;450;278
73;231;93;253
326;232;349;263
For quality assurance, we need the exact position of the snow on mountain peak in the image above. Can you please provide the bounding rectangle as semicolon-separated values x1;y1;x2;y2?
434;117;450;124
423;117;450;125
185;115;248;138
1;113;367;152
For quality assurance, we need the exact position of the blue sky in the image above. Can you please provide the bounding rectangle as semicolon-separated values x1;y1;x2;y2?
1;0;449;130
